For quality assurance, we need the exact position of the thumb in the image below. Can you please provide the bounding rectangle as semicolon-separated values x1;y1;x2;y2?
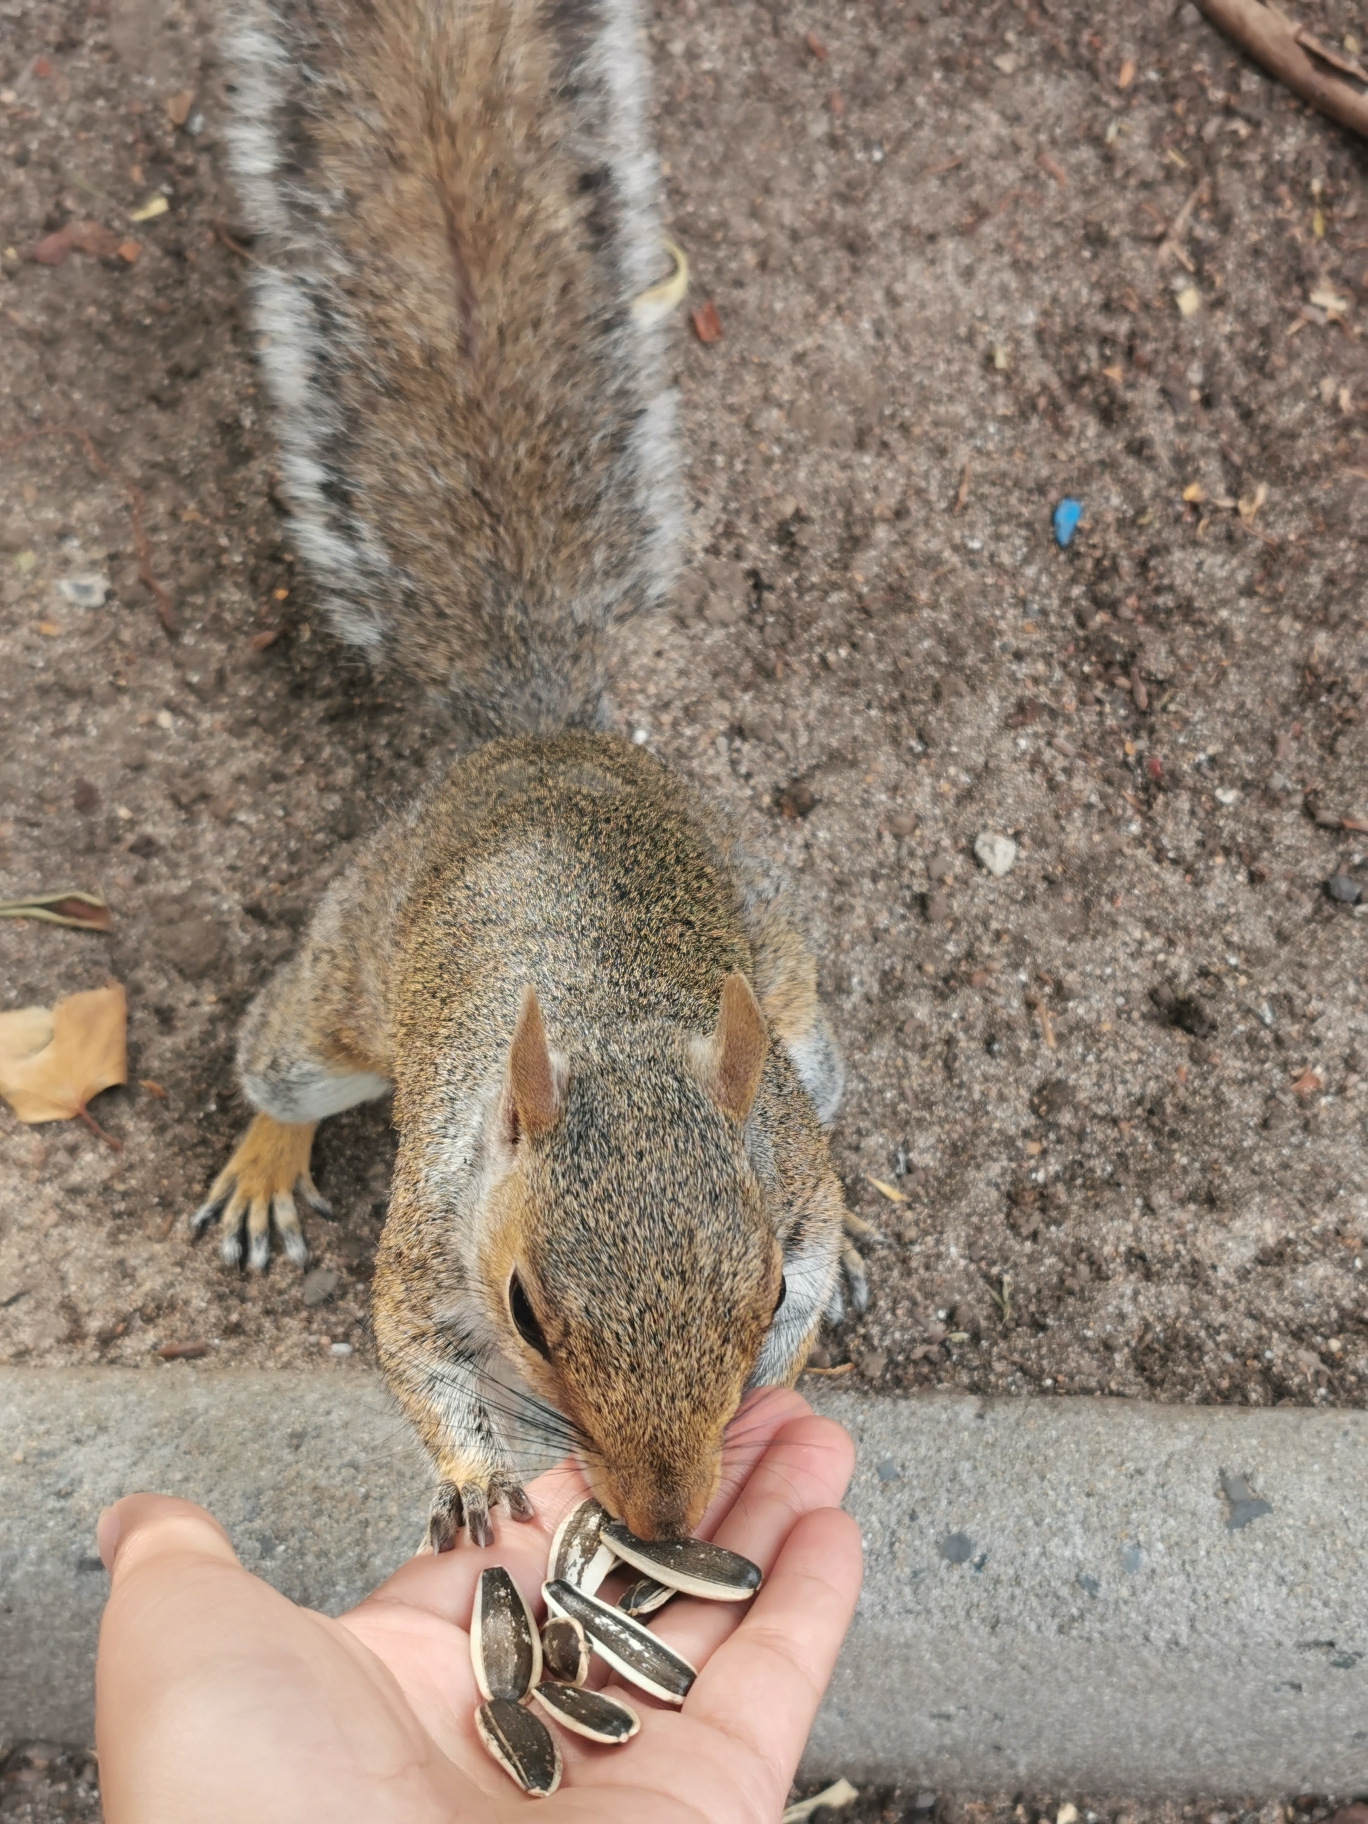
98;1493;238;1581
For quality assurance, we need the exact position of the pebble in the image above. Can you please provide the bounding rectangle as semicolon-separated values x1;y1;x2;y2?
925;891;950;924
859;1349;887;1380
329;1341;352;1356
1327;874;1362;904
302;1267;339;1307
974;832;1017;876
55;574;109;608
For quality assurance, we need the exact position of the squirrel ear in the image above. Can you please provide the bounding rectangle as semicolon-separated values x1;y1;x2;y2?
506;986;562;1142
695;973;769;1122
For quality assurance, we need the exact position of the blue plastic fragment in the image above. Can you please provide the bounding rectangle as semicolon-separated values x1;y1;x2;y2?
1052;498;1083;547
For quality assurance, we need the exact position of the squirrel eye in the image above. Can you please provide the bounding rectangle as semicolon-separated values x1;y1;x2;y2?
773;1275;787;1317
509;1272;550;1359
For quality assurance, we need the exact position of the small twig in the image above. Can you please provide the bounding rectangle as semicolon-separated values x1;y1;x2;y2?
0;426;175;633
1026;993;1057;1050
954;460;971;513
1157;180;1209;268
987;1275;1012;1323
77;1103;123;1151
212;218;262;265
921;155;964;178
1194;0;1368;139
802;1362;855;1377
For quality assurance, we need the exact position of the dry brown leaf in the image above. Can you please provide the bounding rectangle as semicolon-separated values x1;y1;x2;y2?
805;30;828;59
0;891;110;931
691;299;723;344
0;982;127;1136
1117;58;1136;88
165;89;194;126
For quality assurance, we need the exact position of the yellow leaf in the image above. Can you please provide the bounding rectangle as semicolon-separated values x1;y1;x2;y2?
865;1175;909;1204
1182;481;1205;503
0;982;126;1125
129;195;169;223
1175;286;1200;317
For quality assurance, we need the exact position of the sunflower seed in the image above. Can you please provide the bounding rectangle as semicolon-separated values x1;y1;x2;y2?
532;1680;641;1743
543;1578;696;1705
547;1496;616;1596
474;1697;562;1797
601;1523;762;1601
618;1576;674;1618
471;1566;541;1702
540;1616;589;1686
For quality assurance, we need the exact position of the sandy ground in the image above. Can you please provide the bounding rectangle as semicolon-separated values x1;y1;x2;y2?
1;0;1367;1803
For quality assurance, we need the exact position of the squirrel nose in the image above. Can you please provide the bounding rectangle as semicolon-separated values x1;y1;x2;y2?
606;1462;715;1543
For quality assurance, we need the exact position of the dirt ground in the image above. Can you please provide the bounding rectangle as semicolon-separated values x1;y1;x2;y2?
3;0;1368;1809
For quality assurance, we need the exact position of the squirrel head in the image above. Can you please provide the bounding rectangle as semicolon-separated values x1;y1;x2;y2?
476;977;783;1539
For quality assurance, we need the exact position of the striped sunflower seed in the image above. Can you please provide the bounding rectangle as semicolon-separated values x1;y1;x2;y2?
601;1523;762;1601
547;1496;616;1596
471;1566;541;1702
618;1575;674;1618
543;1577;696;1705
474;1697;562;1797
540;1615;589;1686
532;1680;641;1744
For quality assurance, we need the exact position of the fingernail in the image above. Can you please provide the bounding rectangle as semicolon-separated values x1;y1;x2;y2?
96;1504;121;1571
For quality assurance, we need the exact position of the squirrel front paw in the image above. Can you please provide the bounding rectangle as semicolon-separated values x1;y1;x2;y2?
427;1472;536;1552
189;1113;330;1271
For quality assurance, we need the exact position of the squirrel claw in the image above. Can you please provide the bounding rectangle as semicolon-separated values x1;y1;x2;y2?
428;1481;465;1553
500;1480;536;1524
461;1482;494;1548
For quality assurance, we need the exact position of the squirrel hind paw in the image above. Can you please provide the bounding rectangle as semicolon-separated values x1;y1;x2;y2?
188;1115;318;1272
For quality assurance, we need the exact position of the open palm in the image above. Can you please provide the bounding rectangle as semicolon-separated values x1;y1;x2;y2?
96;1388;860;1824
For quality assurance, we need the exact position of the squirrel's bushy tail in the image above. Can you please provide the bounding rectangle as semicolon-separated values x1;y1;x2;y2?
224;0;679;735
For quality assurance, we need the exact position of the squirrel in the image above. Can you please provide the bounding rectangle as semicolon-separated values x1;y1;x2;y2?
194;0;868;1545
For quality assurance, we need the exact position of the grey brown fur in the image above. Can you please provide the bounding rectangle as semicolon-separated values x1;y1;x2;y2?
201;0;859;1543
223;0;678;734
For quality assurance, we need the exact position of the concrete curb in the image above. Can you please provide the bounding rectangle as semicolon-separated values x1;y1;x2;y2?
2;1369;1365;1795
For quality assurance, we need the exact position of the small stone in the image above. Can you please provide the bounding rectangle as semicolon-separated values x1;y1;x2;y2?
912;1793;937;1814
974;832;1017;876
927;852;955;883
875;1458;900;1483
776;780;816;819
925;891;950;924
328;1340;352;1356
302;1268;339;1307
888;812;917;837
56;574;109;609
1326;874;1362;904
938;1531;975;1564
859;1349;887;1380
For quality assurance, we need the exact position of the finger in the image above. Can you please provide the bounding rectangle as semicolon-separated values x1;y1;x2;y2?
686;1505;863;1793
651;1413;854;1669
696;1385;815;1536
97;1498;455;1824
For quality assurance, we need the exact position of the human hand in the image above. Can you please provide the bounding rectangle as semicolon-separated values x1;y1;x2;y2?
95;1387;860;1824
